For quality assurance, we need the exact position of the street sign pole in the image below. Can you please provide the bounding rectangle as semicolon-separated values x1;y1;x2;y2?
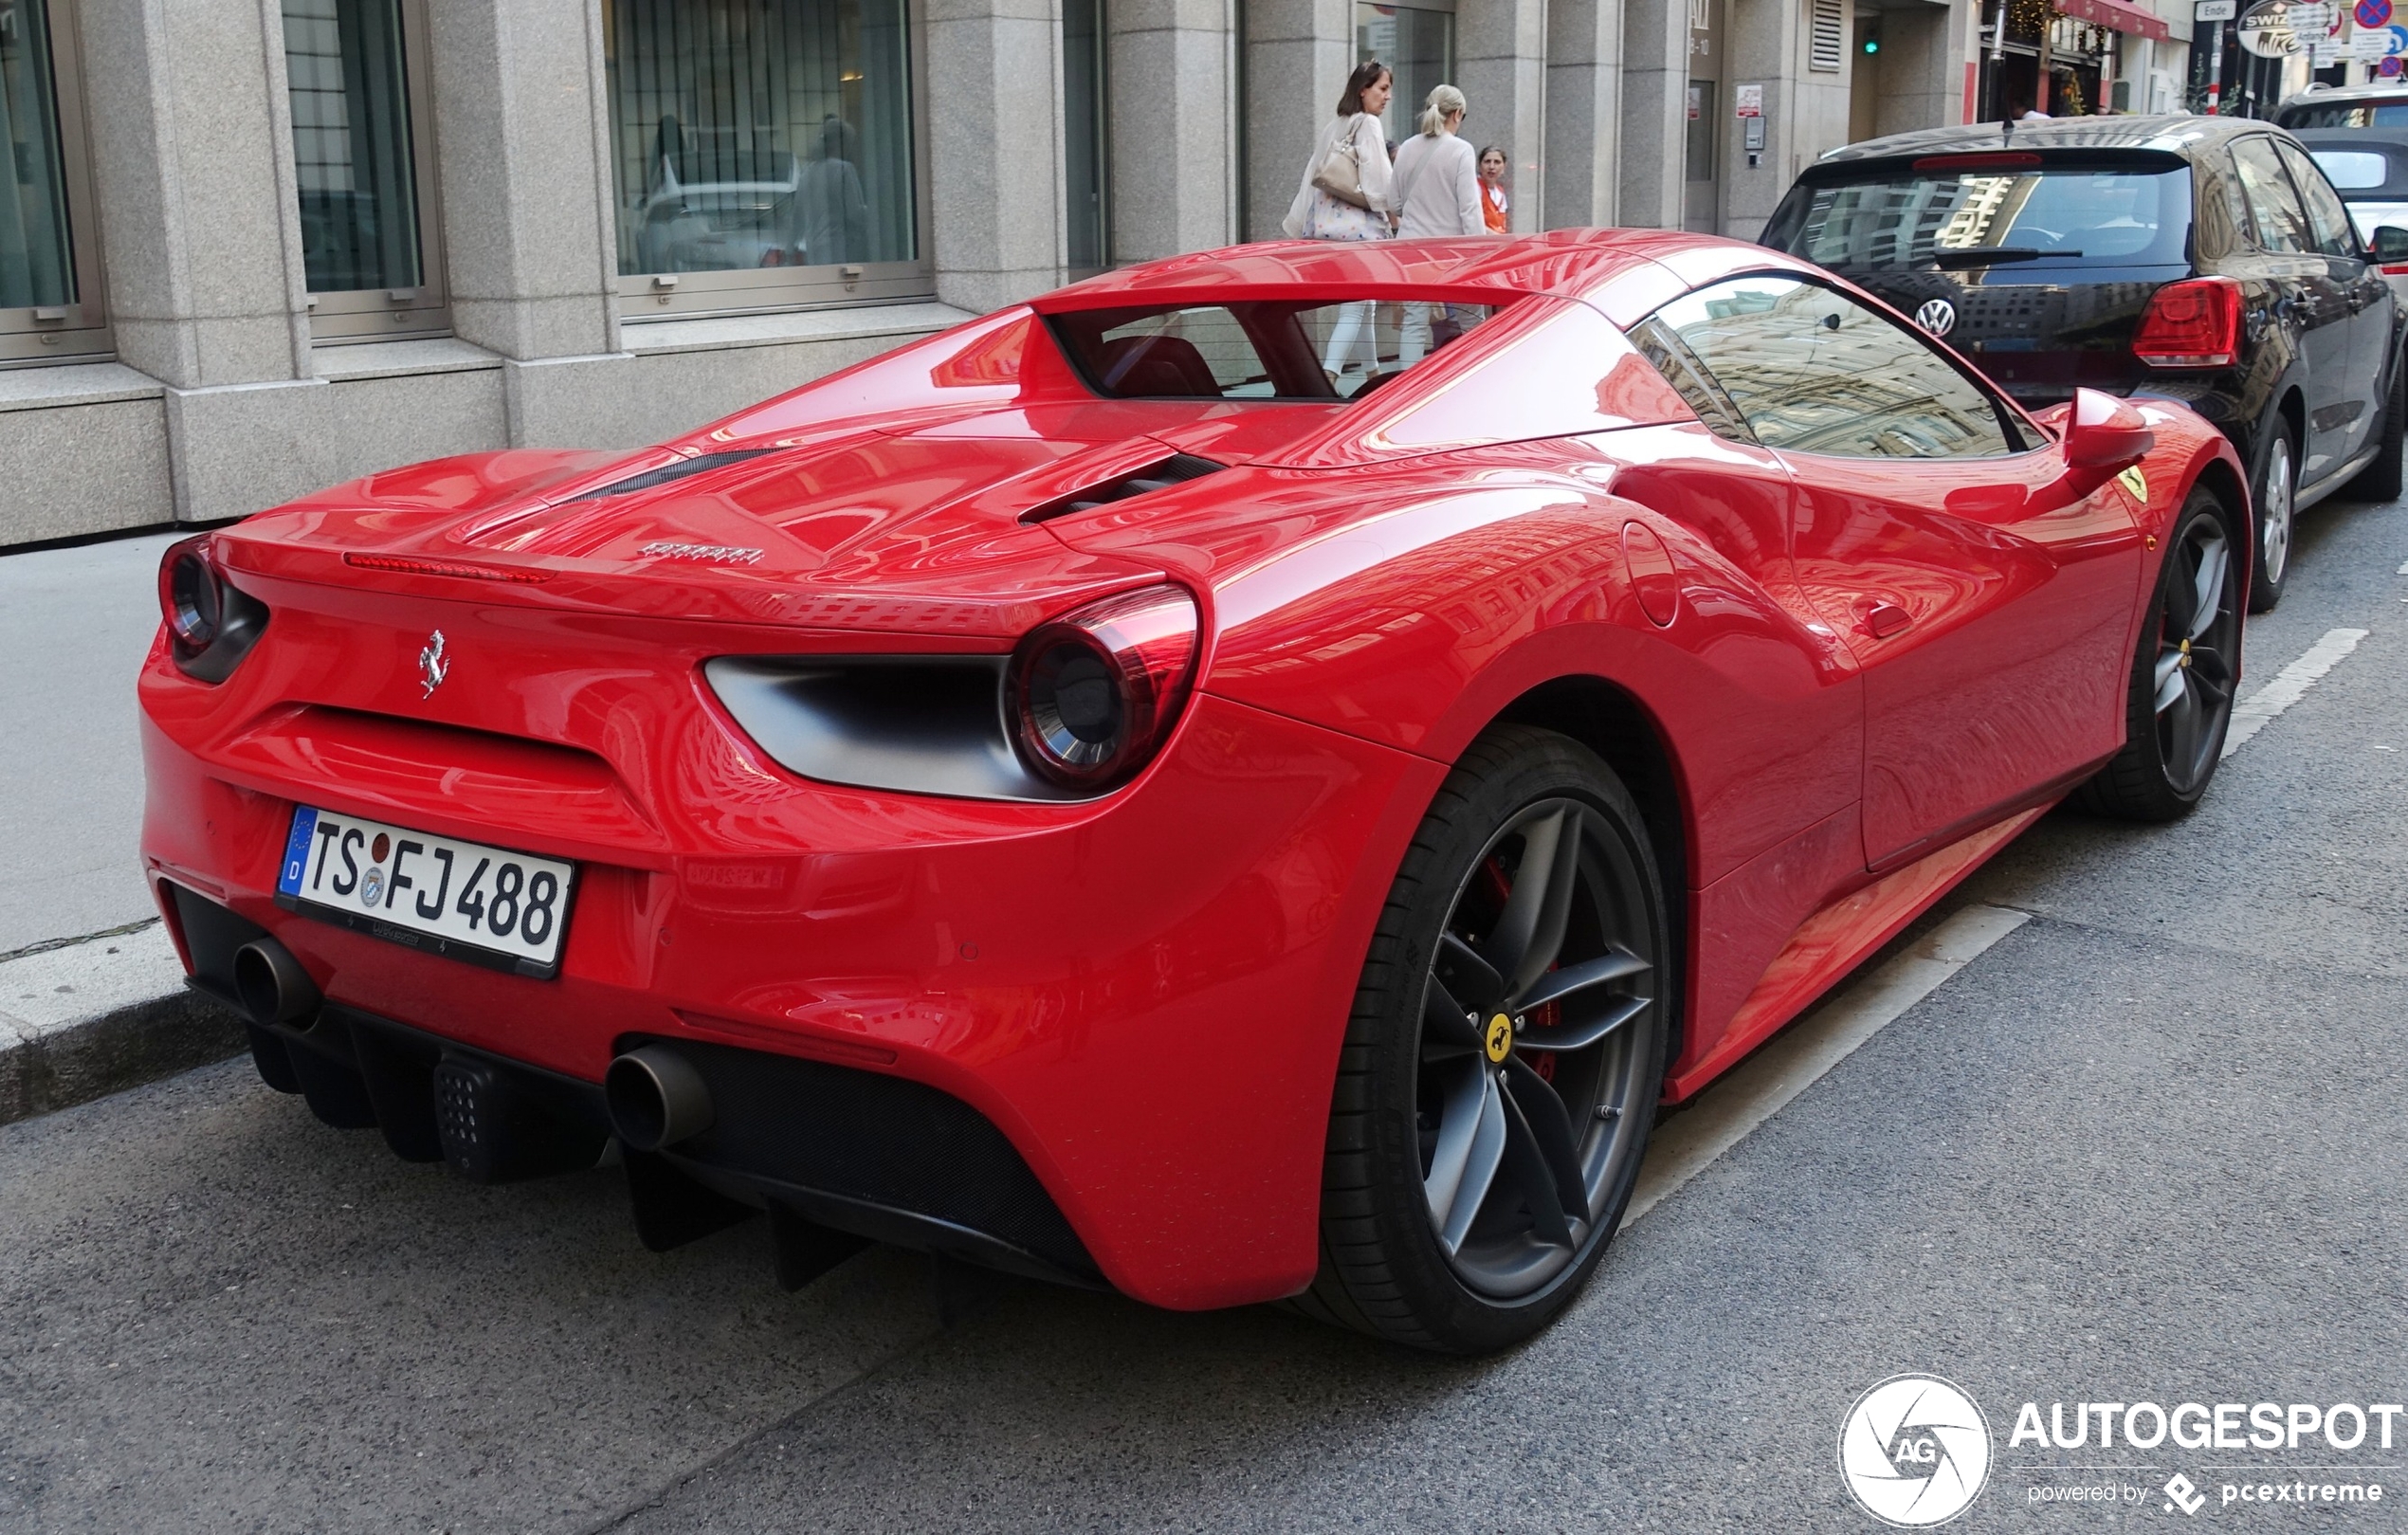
2209;19;2225;109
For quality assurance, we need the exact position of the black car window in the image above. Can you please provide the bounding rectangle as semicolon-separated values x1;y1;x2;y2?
2232;137;2316;254
2275;138;2365;259
1643;275;2015;459
2280;100;2408;128
1761;158;2191;271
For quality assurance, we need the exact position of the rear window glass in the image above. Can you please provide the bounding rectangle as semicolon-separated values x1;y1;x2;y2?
2280;101;2408;127
1763;163;2192;270
2308;149;2393;190
1049;300;1507;402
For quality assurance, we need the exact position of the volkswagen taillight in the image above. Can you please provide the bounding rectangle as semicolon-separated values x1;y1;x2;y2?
2132;278;2244;369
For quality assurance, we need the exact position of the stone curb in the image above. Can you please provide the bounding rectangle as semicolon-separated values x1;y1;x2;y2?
0;922;246;1127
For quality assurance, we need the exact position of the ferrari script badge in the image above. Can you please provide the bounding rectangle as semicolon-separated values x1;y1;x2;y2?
1914;299;1957;338
418;630;449;698
1485;1014;1514;1064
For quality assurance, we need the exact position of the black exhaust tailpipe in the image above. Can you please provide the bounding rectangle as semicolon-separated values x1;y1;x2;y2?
606;1045;714;1152
232;938;319;1028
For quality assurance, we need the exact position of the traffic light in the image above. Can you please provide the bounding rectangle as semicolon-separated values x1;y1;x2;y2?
1863;30;1881;52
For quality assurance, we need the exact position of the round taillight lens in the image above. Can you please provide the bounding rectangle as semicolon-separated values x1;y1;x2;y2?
159;537;222;652
1009;586;1200;788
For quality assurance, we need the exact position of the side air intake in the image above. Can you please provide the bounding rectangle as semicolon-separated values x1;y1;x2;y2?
1020;453;1225;525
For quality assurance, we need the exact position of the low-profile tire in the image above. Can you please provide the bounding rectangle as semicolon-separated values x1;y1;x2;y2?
2073;487;2242;821
2346;354;2406;503
2246;419;2295;614
1296;724;1672;1354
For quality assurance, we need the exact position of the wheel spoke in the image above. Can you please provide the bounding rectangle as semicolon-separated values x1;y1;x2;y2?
2154;649;2187;714
1434;1069;1509;1255
1434;931;1505;1015
1490;807;1584;1002
1505;1057;1590;1221
2166;676;2203;775
1521;994;1651;1052
1495;1084;1574;1246
1420;974;1483;1061
2188;536;2228;642
1513;945;1650;1014
2162;549;2198;639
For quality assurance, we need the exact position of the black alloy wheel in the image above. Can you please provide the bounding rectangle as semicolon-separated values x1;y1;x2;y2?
2074;489;2242;820
1293;726;1669;1353
2247;420;2295;614
2346;352;2406;503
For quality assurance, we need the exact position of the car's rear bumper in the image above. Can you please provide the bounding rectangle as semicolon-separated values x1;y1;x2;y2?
140;650;1446;1309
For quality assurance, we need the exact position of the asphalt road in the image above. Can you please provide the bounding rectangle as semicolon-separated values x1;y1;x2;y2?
3;491;2404;1533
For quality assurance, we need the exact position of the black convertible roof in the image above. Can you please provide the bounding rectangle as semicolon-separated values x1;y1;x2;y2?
1812;113;2265;171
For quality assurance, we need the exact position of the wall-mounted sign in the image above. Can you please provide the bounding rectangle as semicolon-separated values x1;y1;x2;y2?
2238;0;2332;53
1735;82;1763;117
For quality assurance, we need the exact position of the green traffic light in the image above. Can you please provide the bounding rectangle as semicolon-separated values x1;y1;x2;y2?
1863;35;1880;52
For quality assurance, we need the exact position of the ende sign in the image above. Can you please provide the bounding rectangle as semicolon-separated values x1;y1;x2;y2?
2239;0;2337;52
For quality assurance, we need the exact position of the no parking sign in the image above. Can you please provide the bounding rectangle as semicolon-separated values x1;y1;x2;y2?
2356;0;2390;29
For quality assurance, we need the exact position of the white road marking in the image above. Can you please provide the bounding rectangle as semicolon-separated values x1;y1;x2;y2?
1621;904;2032;1227
2396;559;2408;576
2221;627;2370;759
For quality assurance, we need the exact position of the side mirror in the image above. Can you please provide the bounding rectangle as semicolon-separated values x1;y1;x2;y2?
2060;387;2155;491
2371;225;2408;265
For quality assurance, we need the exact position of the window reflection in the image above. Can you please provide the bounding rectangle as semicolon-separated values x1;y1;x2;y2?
606;0;916;278
0;0;75;309
283;0;424;293
1649;277;2012;458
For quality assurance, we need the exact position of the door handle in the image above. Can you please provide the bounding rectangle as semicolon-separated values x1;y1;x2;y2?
1863;601;1913;639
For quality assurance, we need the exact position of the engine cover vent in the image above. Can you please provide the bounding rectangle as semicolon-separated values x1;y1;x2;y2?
1020;453;1226;525
566;448;777;501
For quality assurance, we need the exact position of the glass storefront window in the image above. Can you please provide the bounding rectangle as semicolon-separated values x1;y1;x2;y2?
606;0;923;315
1355;1;1453;149
0;0;74;311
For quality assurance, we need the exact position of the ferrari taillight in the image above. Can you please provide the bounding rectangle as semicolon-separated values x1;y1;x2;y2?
1008;585;1200;789
2132;278;2243;369
159;536;222;652
156;533;269;683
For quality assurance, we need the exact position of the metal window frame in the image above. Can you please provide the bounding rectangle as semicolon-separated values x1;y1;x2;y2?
611;0;937;323
0;0;112;369
301;0;452;343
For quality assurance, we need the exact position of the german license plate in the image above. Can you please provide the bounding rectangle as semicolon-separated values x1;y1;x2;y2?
274;805;577;978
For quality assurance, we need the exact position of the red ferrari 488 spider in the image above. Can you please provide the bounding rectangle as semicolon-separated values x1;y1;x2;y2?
141;230;2246;1352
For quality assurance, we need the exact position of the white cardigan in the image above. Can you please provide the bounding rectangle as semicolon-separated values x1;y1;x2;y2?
1281;113;1396;237
1392;131;1483;240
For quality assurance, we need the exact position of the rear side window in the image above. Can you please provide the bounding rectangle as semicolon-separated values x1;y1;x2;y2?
2309;150;2391;190
1761;159;2191;270
1640;275;2016;459
2276;138;2366;258
2232;137;2316;253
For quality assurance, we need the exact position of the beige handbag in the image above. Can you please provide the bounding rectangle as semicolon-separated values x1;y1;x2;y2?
1311;119;1373;210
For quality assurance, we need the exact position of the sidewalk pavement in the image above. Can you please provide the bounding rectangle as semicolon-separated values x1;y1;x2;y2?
0;530;244;1125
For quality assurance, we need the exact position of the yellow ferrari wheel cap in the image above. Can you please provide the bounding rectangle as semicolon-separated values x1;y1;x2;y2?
1485;1014;1514;1063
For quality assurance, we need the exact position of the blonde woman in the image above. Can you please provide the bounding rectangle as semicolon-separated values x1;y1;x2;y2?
1284;61;1396;384
1391;84;1485;364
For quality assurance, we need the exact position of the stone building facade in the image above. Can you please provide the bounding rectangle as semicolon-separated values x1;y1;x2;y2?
0;0;1997;547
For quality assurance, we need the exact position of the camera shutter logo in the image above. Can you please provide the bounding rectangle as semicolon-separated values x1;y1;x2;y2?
1915;299;1957;338
1837;1374;1992;1526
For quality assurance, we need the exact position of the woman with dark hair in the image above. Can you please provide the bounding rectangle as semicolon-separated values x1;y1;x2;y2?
1476;144;1510;233
1283;60;1397;384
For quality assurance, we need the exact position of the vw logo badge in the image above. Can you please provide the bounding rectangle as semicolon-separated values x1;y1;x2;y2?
418;630;449;699
1914;298;1957;338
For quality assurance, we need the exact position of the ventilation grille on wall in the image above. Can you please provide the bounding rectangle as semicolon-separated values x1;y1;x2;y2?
1809;0;1846;71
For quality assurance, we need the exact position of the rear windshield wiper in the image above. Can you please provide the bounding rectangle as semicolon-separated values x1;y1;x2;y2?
1931;247;2081;267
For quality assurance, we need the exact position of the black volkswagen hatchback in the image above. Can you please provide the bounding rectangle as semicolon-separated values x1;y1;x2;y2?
1762;116;2404;611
